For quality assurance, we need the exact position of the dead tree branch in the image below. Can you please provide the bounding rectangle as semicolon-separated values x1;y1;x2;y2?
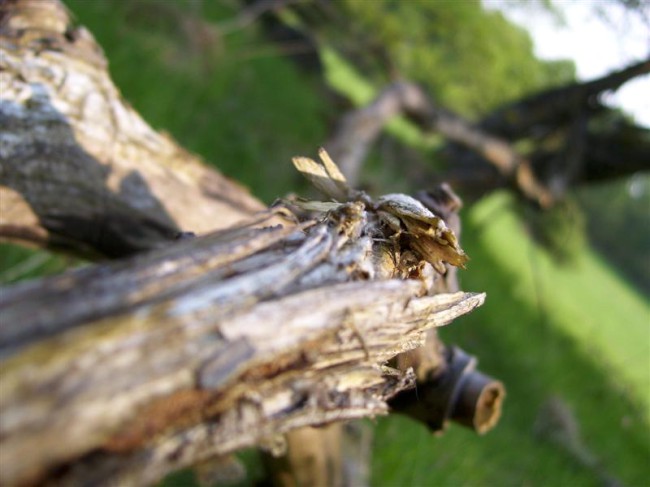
325;82;554;207
479;58;650;139
0;200;485;485
325;62;649;207
443;58;650;199
0;3;502;485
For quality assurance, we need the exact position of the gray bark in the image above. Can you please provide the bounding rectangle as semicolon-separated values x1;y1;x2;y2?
0;204;484;486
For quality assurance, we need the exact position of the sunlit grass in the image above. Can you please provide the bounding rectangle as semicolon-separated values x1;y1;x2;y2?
468;192;649;410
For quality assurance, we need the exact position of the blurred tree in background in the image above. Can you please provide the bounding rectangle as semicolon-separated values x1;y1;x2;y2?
324;0;575;115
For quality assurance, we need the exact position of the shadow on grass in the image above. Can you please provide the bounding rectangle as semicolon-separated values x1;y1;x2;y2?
372;216;649;486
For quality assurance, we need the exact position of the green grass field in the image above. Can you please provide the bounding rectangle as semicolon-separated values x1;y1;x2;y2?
4;1;648;485
372;193;649;486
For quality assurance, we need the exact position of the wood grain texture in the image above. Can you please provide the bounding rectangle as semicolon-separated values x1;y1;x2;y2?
1;203;484;485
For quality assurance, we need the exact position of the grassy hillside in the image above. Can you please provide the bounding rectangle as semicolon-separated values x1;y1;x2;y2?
3;1;648;485
372;193;649;486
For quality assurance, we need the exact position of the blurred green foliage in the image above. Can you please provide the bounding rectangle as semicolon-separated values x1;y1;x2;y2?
2;0;648;485
338;0;575;116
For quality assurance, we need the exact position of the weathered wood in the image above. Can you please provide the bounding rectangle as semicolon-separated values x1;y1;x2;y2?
0;198;484;485
0;0;264;257
0;2;493;485
262;182;480;487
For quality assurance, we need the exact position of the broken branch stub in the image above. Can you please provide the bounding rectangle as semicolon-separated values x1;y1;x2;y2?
0;151;484;486
290;148;468;272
